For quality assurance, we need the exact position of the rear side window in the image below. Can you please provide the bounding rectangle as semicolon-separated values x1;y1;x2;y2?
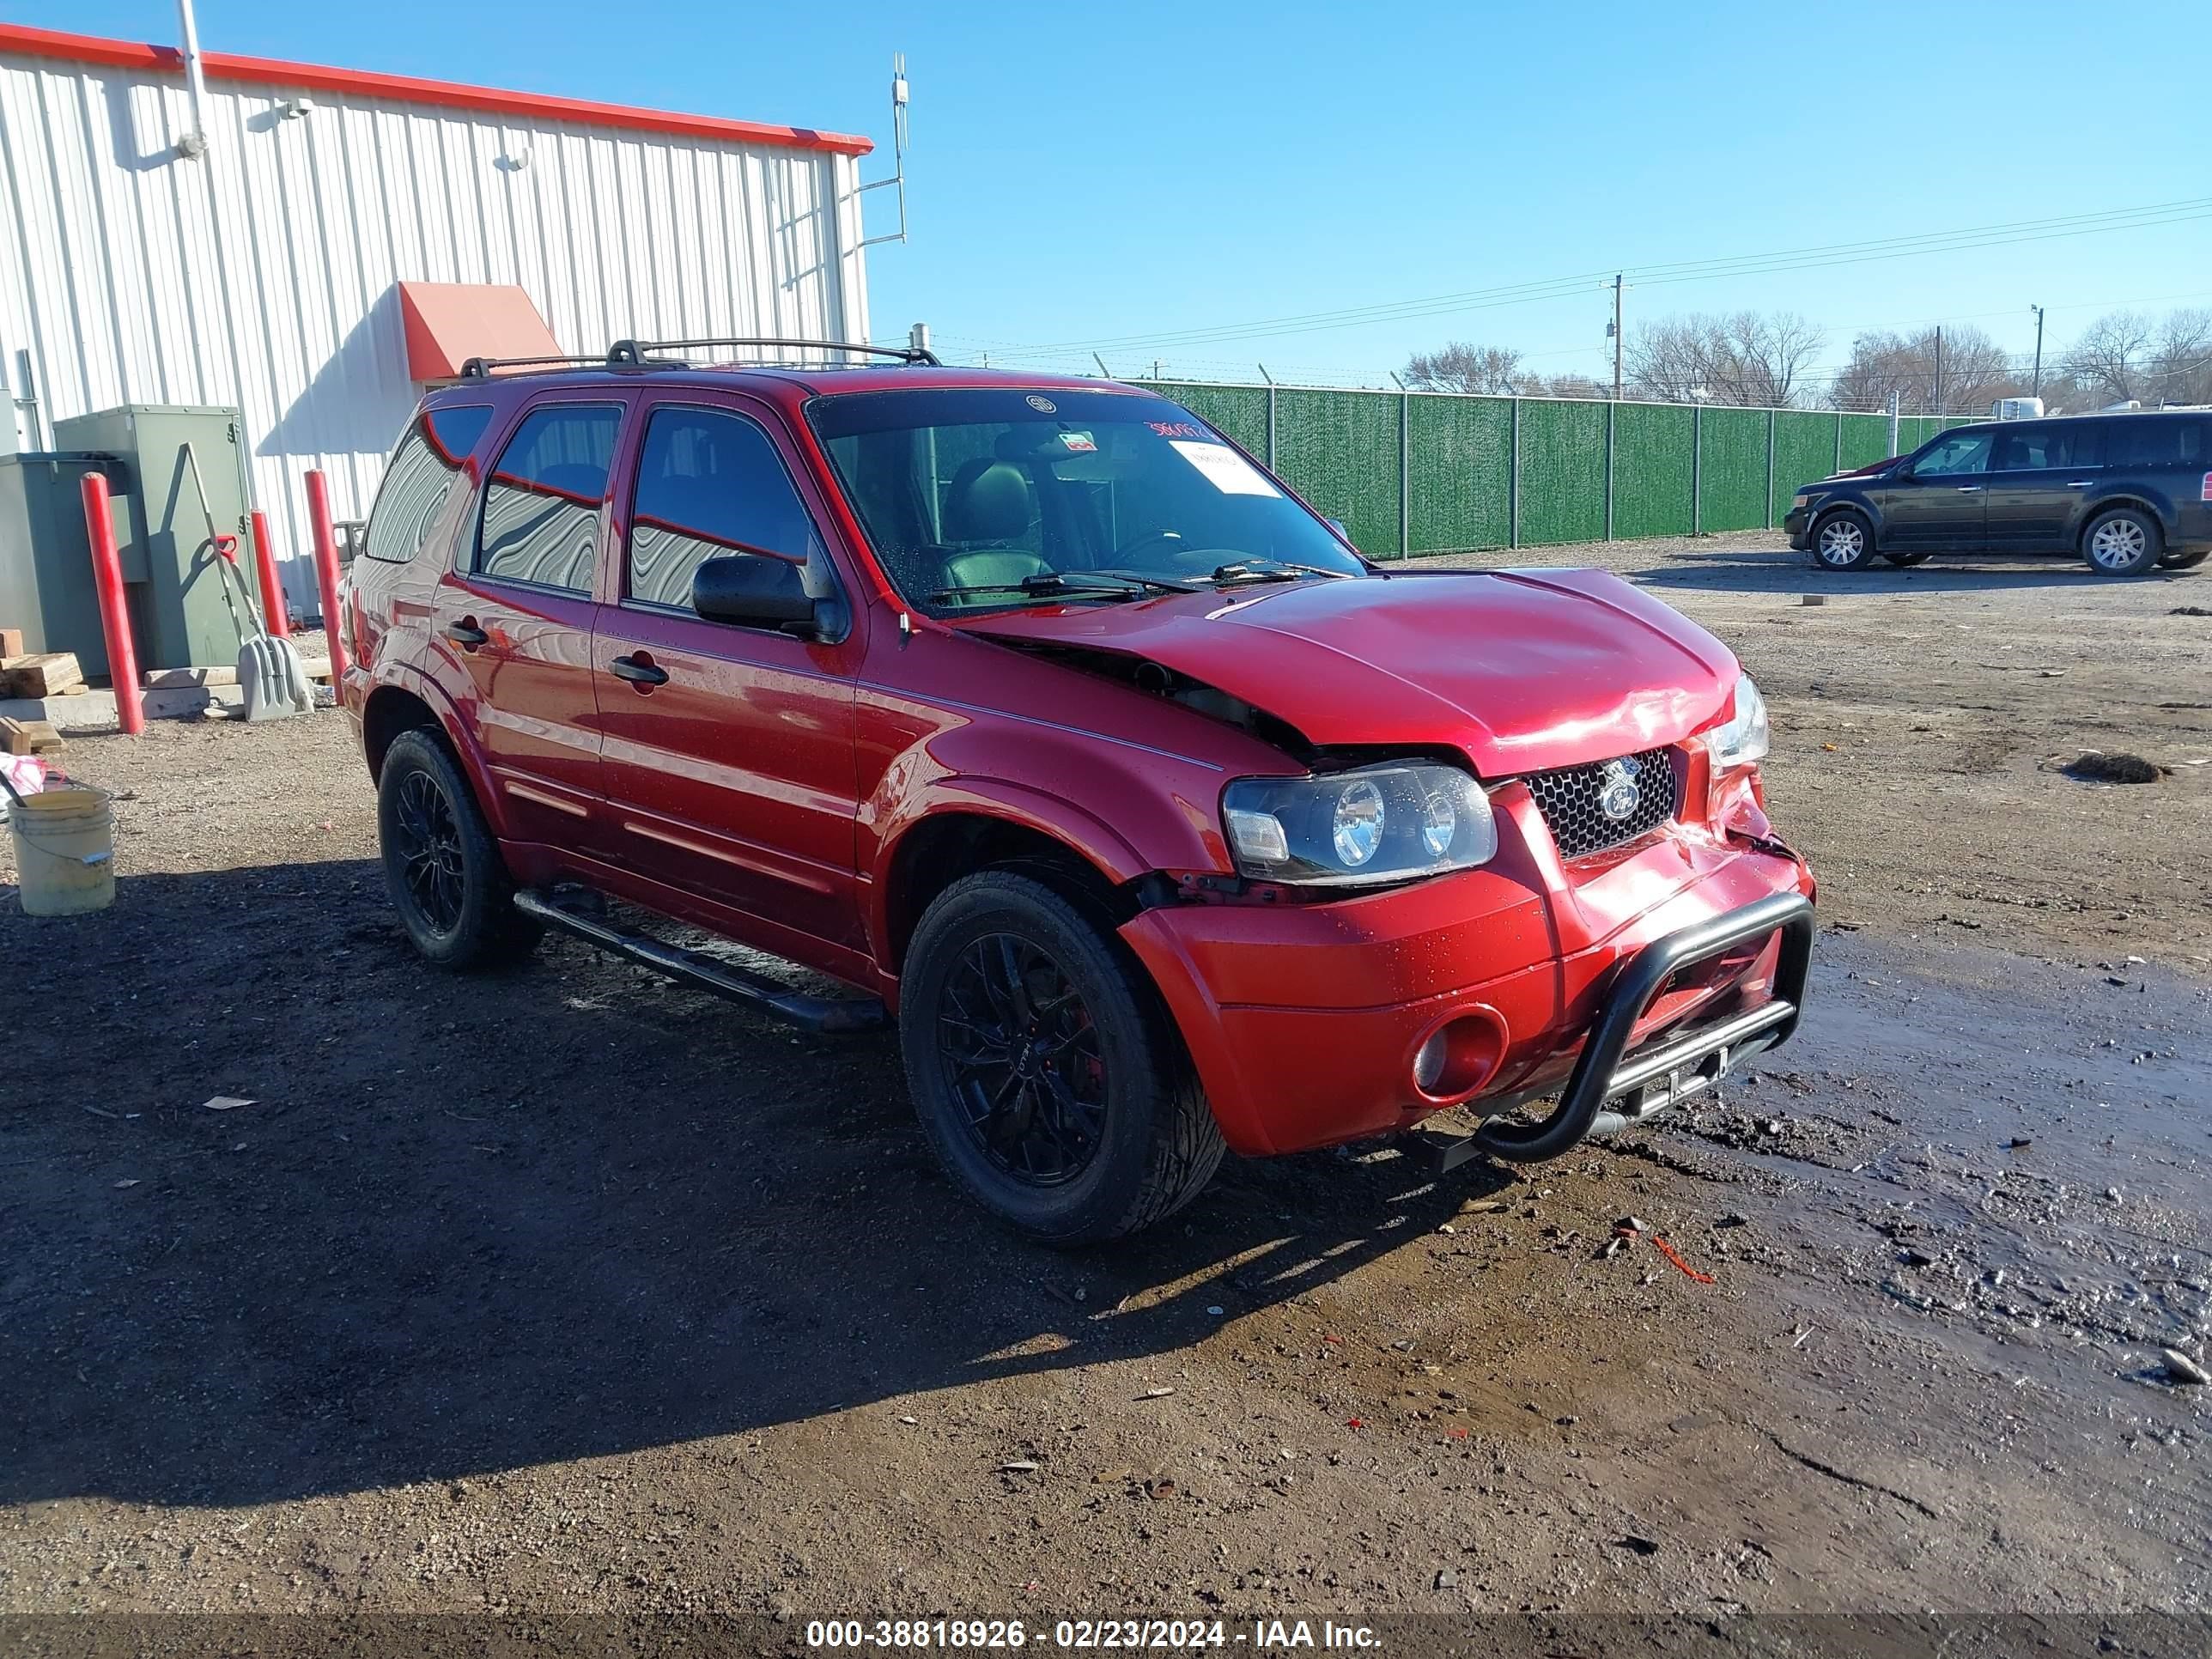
362;404;493;563
2106;418;2208;470
625;405;821;612
477;403;622;592
1991;424;2106;471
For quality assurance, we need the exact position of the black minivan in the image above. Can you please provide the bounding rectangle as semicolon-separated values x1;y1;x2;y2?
1783;411;2212;576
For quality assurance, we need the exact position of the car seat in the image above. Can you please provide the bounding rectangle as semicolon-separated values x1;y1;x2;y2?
938;459;1050;592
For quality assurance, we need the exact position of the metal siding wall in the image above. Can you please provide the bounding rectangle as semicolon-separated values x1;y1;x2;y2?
0;51;866;608
1612;404;1694;539
1697;407;1768;532
1407;393;1510;553
1271;388;1400;558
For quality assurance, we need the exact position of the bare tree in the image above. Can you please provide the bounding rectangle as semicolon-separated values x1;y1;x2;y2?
1826;325;2017;415
2064;312;2157;404
1625;312;1826;407
2145;307;2212;405
1403;343;1523;395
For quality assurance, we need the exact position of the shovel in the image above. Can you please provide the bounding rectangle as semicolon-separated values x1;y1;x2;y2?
182;443;312;722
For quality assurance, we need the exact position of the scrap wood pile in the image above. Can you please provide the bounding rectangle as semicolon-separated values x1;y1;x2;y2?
0;629;77;757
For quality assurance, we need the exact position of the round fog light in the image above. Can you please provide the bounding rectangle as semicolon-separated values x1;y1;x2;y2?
1409;1012;1506;1101
1413;1030;1450;1092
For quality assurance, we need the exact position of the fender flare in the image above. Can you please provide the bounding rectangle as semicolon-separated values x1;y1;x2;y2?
362;664;514;841
2073;491;2175;542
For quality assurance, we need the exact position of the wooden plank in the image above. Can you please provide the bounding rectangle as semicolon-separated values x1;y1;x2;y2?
0;628;22;659
1;716;65;756
0;652;83;699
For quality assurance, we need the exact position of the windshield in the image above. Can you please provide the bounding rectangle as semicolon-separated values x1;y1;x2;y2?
806;388;1367;613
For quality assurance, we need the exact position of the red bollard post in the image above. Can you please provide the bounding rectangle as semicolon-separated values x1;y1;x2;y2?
304;469;349;683
248;508;289;637
80;473;144;736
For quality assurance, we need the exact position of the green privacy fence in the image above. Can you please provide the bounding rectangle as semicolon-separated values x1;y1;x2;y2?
1133;380;1978;560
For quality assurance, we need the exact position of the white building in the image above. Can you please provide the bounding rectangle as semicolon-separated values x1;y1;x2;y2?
0;21;874;605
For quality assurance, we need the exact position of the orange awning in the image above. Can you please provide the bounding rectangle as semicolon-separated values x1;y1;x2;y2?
398;282;562;381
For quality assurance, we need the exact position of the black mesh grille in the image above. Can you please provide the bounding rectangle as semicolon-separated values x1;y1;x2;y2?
1522;747;1678;860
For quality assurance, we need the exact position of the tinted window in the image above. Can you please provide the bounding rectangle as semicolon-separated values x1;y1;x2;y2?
1991;423;2106;471
477;404;622;592
1912;432;1992;477
2105;417;2208;470
626;406;820;612
362;404;493;563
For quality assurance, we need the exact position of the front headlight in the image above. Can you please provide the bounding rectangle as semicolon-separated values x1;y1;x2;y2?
1222;761;1496;887
1705;673;1770;769
1790;491;1813;508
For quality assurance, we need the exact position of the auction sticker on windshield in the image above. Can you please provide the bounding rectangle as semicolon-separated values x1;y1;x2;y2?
1169;439;1281;496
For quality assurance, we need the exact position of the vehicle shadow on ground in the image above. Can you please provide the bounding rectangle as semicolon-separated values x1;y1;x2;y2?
1;862;1510;1510
1624;545;2203;599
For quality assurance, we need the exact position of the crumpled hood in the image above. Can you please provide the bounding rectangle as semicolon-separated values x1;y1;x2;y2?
957;568;1739;775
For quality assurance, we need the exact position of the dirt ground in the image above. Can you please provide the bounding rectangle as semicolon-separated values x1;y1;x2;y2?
3;534;2208;1646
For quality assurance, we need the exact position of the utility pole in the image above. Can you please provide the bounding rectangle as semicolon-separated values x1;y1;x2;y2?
2030;304;2045;399
1610;273;1624;401
1933;325;1944;418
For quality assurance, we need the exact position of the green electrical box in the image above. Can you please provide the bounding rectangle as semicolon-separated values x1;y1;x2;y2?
50;404;269;672
0;452;137;678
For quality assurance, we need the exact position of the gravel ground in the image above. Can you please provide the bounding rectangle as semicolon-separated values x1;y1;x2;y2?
3;534;2207;1641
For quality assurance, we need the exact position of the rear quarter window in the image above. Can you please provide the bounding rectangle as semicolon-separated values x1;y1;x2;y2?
362;404;494;563
2106;418;2208;470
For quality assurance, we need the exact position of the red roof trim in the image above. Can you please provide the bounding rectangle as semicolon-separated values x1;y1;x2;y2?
0;22;872;155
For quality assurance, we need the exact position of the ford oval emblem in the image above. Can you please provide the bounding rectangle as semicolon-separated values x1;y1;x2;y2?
1025;394;1057;413
1596;757;1642;823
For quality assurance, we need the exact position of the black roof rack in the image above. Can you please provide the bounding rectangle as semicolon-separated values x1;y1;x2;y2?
456;353;609;380
605;336;942;368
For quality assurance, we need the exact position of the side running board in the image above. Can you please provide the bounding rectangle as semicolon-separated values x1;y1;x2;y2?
513;889;887;1036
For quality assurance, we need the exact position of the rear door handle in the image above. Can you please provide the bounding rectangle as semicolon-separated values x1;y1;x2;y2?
609;653;669;687
446;619;488;647
2064;480;2094;487
1954;485;1984;493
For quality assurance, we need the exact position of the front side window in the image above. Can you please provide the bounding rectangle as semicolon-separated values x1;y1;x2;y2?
806;388;1364;614
476;403;622;592
363;404;493;563
626;405;821;612
1912;432;1992;477
1992;424;2106;471
2106;417;2207;470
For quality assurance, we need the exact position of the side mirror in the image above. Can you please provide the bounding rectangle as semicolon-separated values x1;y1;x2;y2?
692;556;848;642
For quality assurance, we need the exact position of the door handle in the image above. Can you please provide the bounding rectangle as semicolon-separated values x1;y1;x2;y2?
2064;480;2094;487
1954;485;1984;493
446;618;488;648
609;653;669;688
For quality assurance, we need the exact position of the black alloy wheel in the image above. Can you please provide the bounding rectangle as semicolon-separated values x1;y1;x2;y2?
390;767;466;936
939;933;1109;1186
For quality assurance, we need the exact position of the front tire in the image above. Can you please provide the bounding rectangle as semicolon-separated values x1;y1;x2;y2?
377;728;540;969
899;871;1224;1245
1809;510;1875;570
2081;507;2163;576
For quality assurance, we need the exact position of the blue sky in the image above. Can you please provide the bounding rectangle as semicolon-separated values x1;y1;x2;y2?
51;0;2212;389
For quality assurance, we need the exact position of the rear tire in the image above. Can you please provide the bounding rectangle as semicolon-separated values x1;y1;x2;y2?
1809;510;1875;570
899;871;1224;1245
377;729;540;969
2081;507;2163;576
2159;548;2209;570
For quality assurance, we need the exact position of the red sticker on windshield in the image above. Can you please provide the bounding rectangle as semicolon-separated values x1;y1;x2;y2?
1059;432;1097;453
1147;420;1206;439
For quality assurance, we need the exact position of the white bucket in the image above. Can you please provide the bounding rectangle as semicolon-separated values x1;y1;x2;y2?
9;786;117;916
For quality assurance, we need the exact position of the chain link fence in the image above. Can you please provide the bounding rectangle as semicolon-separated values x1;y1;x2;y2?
1134;380;1978;559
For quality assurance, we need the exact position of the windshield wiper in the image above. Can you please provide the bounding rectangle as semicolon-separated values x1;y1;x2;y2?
1209;558;1357;585
927;568;1199;605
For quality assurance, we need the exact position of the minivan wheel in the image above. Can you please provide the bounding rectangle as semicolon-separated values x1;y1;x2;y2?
1810;511;1875;570
2081;507;2163;576
899;871;1224;1245
2160;548;2209;570
377;729;540;969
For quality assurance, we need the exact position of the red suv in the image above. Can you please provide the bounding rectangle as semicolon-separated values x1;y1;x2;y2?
342;339;1815;1243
